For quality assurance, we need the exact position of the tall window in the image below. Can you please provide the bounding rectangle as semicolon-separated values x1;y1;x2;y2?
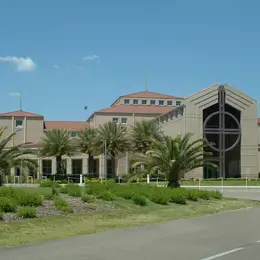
142;100;147;105
150;100;156;105
42;160;52;175
16;120;23;128
176;101;181;106
121;118;127;124
133;99;138;105
159;100;164;106
124;99;130;105
112;117;119;123
167;101;173;106
72;159;82;174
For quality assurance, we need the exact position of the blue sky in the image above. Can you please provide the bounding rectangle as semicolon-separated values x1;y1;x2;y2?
0;0;259;120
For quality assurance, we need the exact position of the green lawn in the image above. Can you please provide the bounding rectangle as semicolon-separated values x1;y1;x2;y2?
0;194;258;247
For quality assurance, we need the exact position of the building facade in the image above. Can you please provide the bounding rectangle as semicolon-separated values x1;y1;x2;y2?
1;86;259;179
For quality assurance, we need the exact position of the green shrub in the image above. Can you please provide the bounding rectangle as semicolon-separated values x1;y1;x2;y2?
81;194;95;203
0;197;17;212
60;205;73;214
116;190;134;200
0;211;3;221
84;178;116;184
17;193;43;207
97;190;114;201
40;180;53;187
185;190;199;202
207;190;223;200
149;193;169;205
132;195;147;206
52;187;59;196
196;190;210;200
67;186;82;197
168;192;187;205
17;207;37;218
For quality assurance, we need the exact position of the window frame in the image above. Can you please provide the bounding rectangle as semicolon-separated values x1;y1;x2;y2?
16;119;23;128
176;101;181;106
71;131;77;137
150;100;156;105
112;117;119;124
142;100;147;105
121;117;127;124
124;99;130;105
159;100;164;106
167;100;173;106
133;99;139;105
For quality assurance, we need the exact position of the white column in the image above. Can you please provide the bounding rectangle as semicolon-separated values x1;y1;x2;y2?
52;157;56;175
99;154;105;179
10;167;15;176
67;158;72;174
38;158;42;179
24;117;27;143
12;116;14;146
82;155;88;174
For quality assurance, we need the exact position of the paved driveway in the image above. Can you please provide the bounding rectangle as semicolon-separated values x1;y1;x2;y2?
1;206;260;260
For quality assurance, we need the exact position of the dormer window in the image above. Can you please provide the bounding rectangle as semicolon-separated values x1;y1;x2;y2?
16;120;23;129
167;101;173;106
124;99;130;105
133;99;138;105
176;101;181;106
142;100;147;105
150;100;156;105
159;100;164;106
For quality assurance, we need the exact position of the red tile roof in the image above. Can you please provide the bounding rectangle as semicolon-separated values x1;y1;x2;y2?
97;105;175;114
44;121;89;131
123;91;183;99
0;110;44;118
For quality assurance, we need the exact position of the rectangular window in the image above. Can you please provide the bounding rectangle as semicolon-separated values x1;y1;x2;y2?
16;120;23;128
176;101;181;106
142;100;147;105
124;99;130;105
150;100;156;105
112;117;119;124
159;100;164;106
133;99;138;105
121;118;127;124
167;101;173;106
42;160;52;175
71;131;77;137
72;159;82;174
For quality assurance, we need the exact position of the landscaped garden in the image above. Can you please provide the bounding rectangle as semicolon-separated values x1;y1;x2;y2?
0;183;259;247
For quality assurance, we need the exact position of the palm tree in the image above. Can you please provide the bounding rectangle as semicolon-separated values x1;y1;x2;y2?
77;127;98;175
93;122;131;177
0;128;38;186
131;133;216;188
40;129;76;174
130;119;163;153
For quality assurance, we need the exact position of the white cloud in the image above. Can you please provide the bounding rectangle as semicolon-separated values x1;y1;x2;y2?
83;55;99;61
52;64;60;69
0;56;36;71
8;92;20;97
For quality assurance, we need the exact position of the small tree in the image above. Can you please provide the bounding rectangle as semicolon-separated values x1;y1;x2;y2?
131;133;216;188
0;128;37;186
130;119;163;153
40;129;76;174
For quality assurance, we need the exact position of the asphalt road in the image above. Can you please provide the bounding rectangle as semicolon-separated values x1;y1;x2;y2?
1;205;260;260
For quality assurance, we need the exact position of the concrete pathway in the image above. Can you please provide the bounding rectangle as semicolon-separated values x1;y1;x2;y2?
1;206;260;260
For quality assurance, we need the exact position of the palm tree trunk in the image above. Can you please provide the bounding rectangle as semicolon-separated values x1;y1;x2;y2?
167;180;181;188
56;155;62;175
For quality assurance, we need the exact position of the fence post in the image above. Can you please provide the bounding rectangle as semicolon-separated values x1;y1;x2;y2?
246;177;248;191
80;174;83;185
156;177;159;187
118;176;121;184
199;179;201;190
147;174;150;184
221;177;224;194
